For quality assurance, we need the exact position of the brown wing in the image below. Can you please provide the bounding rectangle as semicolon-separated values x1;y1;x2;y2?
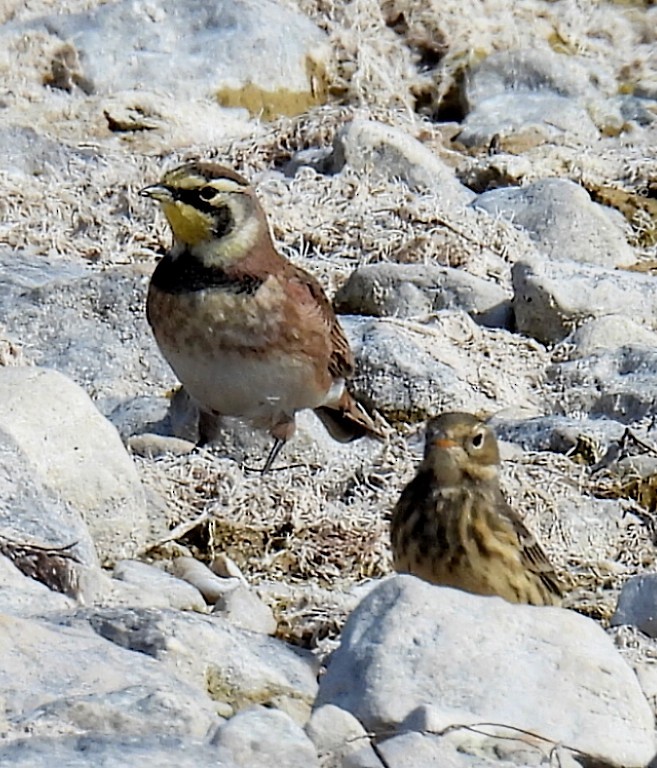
496;491;564;599
286;263;354;380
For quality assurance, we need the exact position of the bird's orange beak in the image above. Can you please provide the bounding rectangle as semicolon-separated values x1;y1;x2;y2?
433;438;458;449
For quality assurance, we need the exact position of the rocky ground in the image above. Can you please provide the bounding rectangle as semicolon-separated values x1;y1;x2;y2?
1;0;657;766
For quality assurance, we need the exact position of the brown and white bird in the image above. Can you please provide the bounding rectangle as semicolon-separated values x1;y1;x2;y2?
141;161;385;471
391;412;563;605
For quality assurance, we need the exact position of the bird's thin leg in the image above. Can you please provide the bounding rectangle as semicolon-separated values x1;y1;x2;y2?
262;438;285;474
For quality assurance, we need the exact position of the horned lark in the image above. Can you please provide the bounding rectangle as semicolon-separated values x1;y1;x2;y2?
141;161;385;471
391;412;563;606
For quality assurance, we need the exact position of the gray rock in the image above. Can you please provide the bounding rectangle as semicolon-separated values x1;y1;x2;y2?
490;414;626;455
66;606;319;718
0;252;171;414
616;94;657;127
0;367;149;564
213;584;278;635
316;576;655;768
474;179;634;268
0;738;234;768
343;314;542;423
211;706;320;767
113;560;206;612
512;257;656;343
0;613;220;741
553;315;657;361
334;263;511;328
331;120;475;206
0;125;96;176
108;395;171;441
547;346;657;423
611;574;657;637
10;0;328;111
463;48;613;111
458;92;599;148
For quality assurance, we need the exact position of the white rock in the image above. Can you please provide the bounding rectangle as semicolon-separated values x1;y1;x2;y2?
213;584;277;635
512;257;657;343
332;120;475;206
316;576;655;768
0;367;149;564
305;704;371;767
211;706;320;767
113;560;206;612
474;179;634;268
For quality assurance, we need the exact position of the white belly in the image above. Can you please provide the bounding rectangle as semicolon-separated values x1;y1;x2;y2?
162;346;328;428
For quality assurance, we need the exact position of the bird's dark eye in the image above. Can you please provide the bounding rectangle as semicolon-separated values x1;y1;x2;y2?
198;186;216;201
471;430;485;449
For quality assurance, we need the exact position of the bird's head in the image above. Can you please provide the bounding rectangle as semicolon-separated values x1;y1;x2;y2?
422;412;500;485
140;162;264;265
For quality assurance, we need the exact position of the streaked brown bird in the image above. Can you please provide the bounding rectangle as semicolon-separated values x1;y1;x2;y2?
141;161;386;471
391;412;563;605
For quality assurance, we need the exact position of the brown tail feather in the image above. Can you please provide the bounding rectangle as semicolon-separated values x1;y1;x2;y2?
314;390;389;443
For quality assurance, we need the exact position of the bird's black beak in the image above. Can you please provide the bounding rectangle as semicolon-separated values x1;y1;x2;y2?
139;184;174;202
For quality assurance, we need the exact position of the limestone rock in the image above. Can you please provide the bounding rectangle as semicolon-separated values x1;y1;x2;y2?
611;574;657;637
343;314;544;423
332;119;475;206
463;48;614;111
306;704;372;767
0;425;99;601
0;252;171;414
334;263;511;328
491;414;626;456
211;706;320;767
69;606;319;718
171;556;242;603
474;179;634;268
0;367;149;564
459;92;599;149
316;576;655;768
512;258;656;343
10;0;329;117
213;584;278;635
113;560;206;612
0;613;221;742
0;739;233;767
547;346;657;423
553;315;657;361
